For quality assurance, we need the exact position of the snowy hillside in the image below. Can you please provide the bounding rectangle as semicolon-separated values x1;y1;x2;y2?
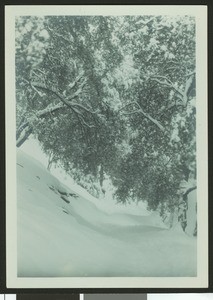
17;149;197;277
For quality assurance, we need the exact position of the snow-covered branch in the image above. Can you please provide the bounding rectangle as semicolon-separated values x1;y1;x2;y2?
16;79;96;148
150;73;195;107
32;81;97;115
66;71;85;91
184;70;195;78
16;102;66;147
37;103;65;117
16;125;33;147
122;101;166;133
136;103;166;133
47;25;72;44
31;81;97;131
150;75;184;99
182;74;195;106
71;102;98;114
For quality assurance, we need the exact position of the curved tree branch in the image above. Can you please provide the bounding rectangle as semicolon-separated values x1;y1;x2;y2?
150;75;184;99
122;101;166;133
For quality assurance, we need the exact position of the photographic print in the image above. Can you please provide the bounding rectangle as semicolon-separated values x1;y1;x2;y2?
0;296;16;300
5;5;208;288
84;295;146;300
1;296;79;300
148;295;213;300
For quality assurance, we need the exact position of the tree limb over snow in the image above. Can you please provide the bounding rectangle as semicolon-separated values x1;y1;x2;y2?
150;75;184;99
31;81;97;130
31;81;96;115
150;73;195;107
182;74;195;106
16;77;97;147
121;101;166;133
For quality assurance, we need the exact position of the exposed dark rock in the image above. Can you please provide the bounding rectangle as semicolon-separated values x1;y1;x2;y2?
61;195;70;203
17;163;24;168
58;189;68;196
69;193;78;198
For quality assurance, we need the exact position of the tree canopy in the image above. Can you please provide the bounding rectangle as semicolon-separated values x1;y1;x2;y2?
16;15;196;227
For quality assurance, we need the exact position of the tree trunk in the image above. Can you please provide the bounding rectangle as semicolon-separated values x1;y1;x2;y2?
16;103;66;148
178;185;197;233
16;126;33;147
99;164;104;187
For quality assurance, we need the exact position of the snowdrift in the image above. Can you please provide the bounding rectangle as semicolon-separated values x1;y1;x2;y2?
17;149;196;277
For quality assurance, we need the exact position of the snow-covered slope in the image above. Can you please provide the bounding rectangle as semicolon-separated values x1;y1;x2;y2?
17;149;197;277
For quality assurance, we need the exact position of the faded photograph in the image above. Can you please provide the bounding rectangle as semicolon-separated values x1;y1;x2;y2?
85;295;146;300
15;14;197;278
148;295;213;300
0;296;16;300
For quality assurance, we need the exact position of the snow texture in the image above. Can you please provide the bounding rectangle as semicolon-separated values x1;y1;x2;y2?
17;149;196;277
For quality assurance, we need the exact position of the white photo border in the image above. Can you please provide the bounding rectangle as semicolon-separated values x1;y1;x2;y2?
5;5;208;288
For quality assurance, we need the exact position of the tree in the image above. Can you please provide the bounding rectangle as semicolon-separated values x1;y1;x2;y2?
16;15;197;231
110;16;196;229
16;15;125;193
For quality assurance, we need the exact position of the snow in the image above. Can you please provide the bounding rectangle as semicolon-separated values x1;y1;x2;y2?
20;138;149;215
17;148;196;277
